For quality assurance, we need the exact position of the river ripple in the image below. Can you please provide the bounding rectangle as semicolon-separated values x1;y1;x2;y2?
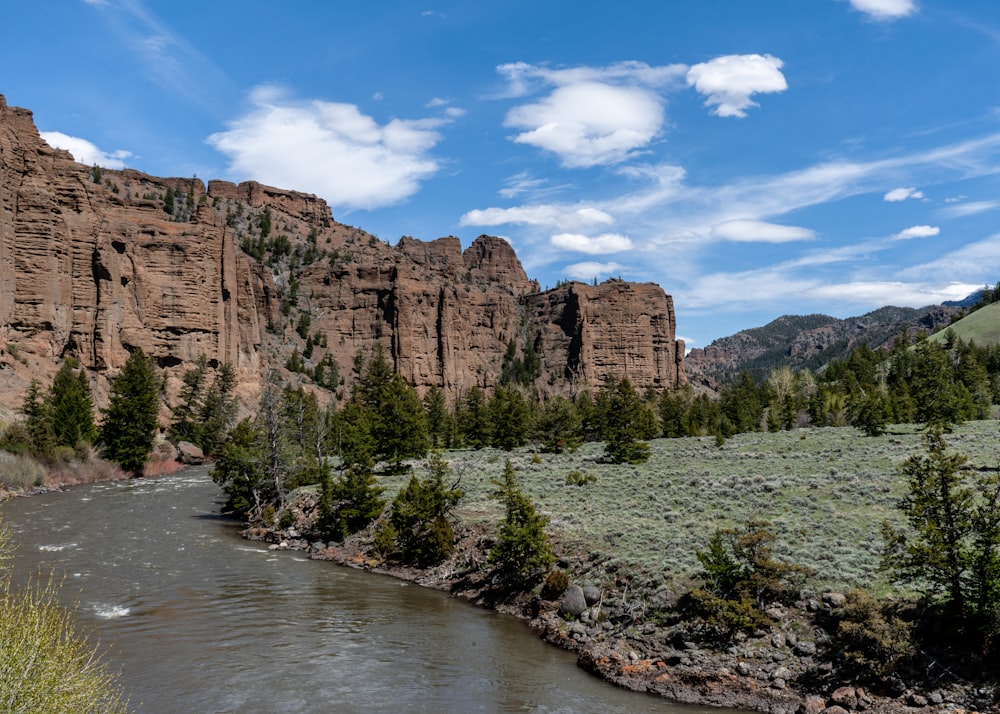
1;467;718;713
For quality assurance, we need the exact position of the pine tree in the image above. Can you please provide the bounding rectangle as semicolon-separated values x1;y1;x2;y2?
881;427;996;621
459;386;491;449
533;396;582;453
389;452;463;566
49;360;97;452
599;377;650;464
22;379;56;460
211;417;267;515
100;348;160;475
374;374;429;469
318;453;385;541
169;354;208;445
487;386;530;451
422;385;451;449
488;459;554;585
198;362;237;455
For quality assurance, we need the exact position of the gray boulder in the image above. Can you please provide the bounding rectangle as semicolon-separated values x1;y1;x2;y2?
559;584;588;617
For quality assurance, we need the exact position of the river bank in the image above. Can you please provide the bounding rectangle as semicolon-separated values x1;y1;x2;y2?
0;444;184;502
245;486;993;714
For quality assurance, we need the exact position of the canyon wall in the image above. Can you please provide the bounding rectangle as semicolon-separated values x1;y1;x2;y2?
0;94;685;414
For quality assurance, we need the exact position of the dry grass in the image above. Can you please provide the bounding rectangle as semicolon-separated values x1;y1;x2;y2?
379;421;1000;593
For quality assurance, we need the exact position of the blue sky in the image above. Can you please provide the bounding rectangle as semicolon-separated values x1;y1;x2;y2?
5;1;1000;349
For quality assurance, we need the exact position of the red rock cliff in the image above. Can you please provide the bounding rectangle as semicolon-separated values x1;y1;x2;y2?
0;94;685;412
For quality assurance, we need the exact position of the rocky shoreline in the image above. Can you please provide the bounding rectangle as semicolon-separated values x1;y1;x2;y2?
245;491;995;714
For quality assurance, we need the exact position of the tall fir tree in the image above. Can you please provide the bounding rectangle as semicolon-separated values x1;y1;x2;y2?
100;348;160;475
49;360;97;451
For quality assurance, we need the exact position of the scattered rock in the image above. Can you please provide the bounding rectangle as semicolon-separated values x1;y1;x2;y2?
794;640;817;656
559;584;588;617
176;441;205;465
798;695;826;714
582;584;602;606
906;693;928;708
831;686;857;710
821;592;846;608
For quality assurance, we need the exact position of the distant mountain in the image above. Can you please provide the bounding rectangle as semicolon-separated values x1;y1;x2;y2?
943;289;986;308
684;304;962;390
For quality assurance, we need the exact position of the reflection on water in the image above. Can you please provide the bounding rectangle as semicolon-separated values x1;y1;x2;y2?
2;468;715;713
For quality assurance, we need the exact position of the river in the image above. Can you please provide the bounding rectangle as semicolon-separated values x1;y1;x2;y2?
0;467;716;713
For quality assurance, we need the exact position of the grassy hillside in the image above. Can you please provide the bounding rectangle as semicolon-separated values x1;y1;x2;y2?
379;420;1000;595
929;301;1000;347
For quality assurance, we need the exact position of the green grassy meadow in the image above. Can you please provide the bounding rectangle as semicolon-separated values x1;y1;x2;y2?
381;420;1000;594
929;301;1000;347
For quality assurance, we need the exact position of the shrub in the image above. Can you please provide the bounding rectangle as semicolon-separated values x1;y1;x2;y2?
565;470;597;486
830;589;915;687
0;451;46;490
0;524;130;713
682;519;809;642
541;569;571;600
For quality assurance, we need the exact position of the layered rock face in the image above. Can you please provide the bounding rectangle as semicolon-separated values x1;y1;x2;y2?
0;94;685;413
524;280;685;395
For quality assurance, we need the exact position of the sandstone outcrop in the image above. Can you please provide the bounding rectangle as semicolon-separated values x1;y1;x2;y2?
0;94;685;414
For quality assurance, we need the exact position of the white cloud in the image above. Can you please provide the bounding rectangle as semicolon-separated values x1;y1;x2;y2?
939;200;1000;219
848;0;917;21
551;232;633;254
39;131;132;168
505;82;664;167
460;204;615;231
711;219;815;243
807;281;977;306
563;261;625;281
892;225;939;240
883;186;924;201
207;86;448;211
686;54;787;118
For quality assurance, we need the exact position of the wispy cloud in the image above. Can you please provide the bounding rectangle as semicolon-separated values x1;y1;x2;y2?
938;199;1000;218
208;86;450;211
39;131;132;168
899;234;1000;279
711;219;814;243
460;204;615;231
83;0;234;116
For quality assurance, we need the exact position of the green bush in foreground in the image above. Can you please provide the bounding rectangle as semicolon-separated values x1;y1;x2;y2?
387;453;463;566
683;519;809;641
0;524;129;713
488;459;554;585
